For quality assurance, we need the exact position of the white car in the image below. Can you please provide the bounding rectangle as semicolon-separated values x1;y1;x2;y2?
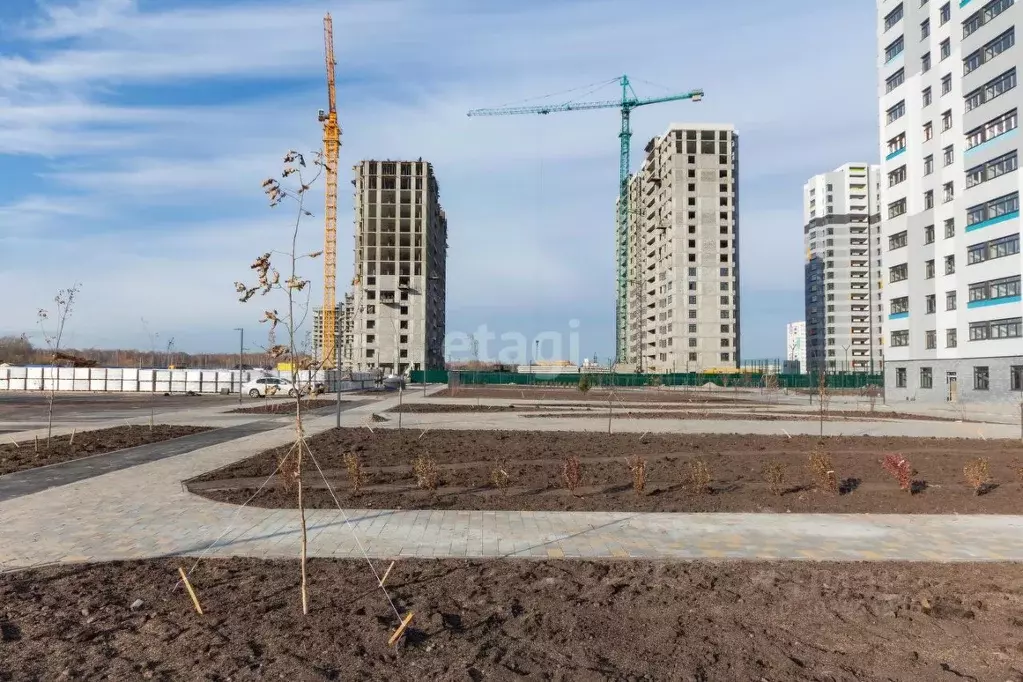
243;377;299;398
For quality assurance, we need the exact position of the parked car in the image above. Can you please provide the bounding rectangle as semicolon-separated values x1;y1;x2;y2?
242;377;299;398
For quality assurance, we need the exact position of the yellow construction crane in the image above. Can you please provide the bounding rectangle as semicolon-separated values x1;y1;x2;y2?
318;13;340;367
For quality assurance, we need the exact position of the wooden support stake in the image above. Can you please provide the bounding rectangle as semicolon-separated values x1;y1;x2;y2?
7;436;18;448
388;611;414;646
69;429;76;446
378;561;395;587
177;567;204;615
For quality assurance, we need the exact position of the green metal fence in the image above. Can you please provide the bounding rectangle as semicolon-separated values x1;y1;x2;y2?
410;370;882;390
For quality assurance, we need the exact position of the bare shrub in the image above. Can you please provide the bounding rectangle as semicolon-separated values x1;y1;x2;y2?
343;452;364;495
881;453;913;492
963;457;990;495
626;455;647;494
562;456;582;493
807;448;839;494
763;460;786;495
577;375;591;393
683;458;712;495
412;453;440;490
490;466;510;492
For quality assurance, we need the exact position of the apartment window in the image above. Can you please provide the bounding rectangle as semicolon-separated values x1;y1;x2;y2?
922;52;931;72
965;150;1018;188
944;254;956;274
889;230;908;250
924;155;934;174
940;38;951;60
926;294;936;313
941;110;953;130
940;1;950;23
896;367;907;388
921;367;933;389
884;3;904;30
888;198;907;218
888;165;907;186
924;190;934;209
975;366;990;390
926;330;937;348
926;259;936;278
968;274;1021;302
922;86;932;106
965;68;1017;112
947;328;958;347
890;263;909;282
887;132;907;156
963;27;1015;76
967;233;1020;264
966;191;1020;227
891;296;909;314
943;181;954;203
942;218;954;239
925;224;935;243
892;330;910;347
885;36;905;62
943;145;954;166
964;0;1015;39
924;122;934;141
1011;365;1023;391
886;100;906;124
921;18;930;39
946;290;957;310
970;316;1023;340
966;109;1018;150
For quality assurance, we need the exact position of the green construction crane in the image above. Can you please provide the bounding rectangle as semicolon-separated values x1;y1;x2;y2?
466;74;704;366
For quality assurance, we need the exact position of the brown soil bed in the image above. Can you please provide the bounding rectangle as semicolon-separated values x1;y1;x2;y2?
435;386;752;403
0;425;212;477
229;399;338;415
2;558;1020;681
189;429;1023;514
388;402;756;414
522;409;960;422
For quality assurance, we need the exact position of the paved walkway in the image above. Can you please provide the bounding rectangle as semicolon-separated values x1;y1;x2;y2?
3;388;1023;570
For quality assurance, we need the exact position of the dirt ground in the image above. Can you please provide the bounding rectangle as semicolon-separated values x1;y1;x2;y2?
521;409;958;422
230;399;339;415
0;425;211;476
435;386;754;404
0;393;239;421
2;558;1021;681
190;429;1023;514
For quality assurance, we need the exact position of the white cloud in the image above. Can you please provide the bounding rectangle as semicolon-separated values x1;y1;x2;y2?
0;0;881;354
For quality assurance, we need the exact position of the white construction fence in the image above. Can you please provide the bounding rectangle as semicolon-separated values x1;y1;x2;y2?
0;366;379;394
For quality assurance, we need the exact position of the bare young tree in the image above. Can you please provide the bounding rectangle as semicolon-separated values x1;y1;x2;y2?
234;150;326;615
816;368;830;438
37;284;81;446
141;318;159;430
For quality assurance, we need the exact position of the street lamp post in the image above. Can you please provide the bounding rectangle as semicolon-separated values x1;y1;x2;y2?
234;327;244;405
335;326;342;428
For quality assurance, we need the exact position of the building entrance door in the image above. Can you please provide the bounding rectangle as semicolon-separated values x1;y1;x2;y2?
946;372;958;402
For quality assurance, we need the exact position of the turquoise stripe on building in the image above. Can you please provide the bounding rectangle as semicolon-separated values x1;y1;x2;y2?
885;147;906;161
959;0;972;6
964;128;1017;156
967;294;1022;309
965;210;1020;232
889;311;909;320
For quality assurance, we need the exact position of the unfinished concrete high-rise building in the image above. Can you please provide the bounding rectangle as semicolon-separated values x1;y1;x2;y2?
311;305;341;364
341;160;447;374
618;123;741;372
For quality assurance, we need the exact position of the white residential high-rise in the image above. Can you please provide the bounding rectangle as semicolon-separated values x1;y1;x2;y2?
617;123;741;373
802;164;884;374
786;321;807;373
878;0;1022;403
342;160;447;374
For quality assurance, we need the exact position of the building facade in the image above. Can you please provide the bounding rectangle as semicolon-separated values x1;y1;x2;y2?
341;160;447;374
878;0;1023;403
786;320;807;373
311;305;341;364
618;123;740;372
802;164;884;374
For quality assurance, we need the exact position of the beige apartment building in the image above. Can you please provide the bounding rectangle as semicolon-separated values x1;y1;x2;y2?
619;123;740;372
341;159;447;374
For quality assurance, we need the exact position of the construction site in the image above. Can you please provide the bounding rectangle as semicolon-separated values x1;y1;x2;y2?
3;9;1023;682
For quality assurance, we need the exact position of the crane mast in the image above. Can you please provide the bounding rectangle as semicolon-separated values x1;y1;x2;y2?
467;75;703;365
320;13;340;368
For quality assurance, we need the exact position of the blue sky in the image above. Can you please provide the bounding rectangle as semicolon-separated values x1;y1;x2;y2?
0;0;879;361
